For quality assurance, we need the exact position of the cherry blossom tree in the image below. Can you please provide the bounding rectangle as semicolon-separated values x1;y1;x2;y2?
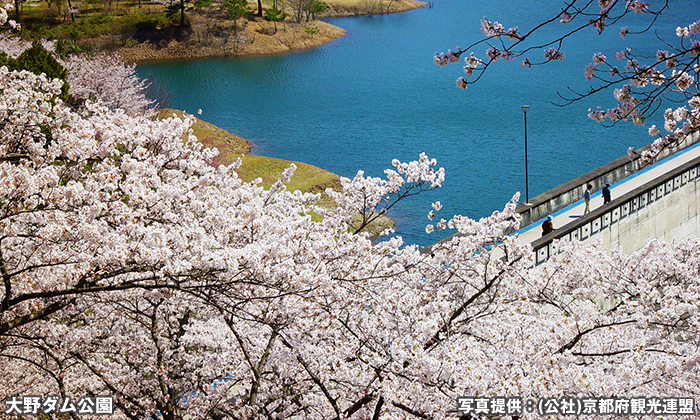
435;0;700;164
0;67;229;335
0;65;315;416
0;33;28;58
0;65;458;418
0;36;156;115
60;52;155;115
0;18;699;419
324;154;444;234
0;0;18;30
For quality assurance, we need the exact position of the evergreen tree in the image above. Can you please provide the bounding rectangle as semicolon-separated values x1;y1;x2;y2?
224;0;252;34
6;43;69;101
263;7;287;34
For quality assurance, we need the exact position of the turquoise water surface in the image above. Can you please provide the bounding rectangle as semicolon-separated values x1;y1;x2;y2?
137;0;695;246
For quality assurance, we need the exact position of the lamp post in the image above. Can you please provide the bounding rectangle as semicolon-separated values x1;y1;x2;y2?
521;105;530;204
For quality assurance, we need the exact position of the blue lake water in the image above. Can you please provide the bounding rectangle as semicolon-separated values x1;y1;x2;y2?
137;0;696;246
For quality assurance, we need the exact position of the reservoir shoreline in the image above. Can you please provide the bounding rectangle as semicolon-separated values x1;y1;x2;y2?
120;0;426;63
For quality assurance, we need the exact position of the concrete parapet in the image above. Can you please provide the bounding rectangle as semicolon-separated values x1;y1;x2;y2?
421;132;700;256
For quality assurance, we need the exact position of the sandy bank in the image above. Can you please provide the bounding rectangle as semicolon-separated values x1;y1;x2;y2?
119;20;345;63
321;0;427;17
118;0;425;63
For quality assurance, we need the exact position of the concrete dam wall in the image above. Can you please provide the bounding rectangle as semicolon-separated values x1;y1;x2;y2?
531;154;700;265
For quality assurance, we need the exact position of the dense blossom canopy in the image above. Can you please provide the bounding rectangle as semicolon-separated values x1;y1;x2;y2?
1;2;700;419
0;61;698;420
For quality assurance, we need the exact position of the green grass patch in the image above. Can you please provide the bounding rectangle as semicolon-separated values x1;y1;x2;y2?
238;155;341;204
157;108;250;165
157;109;339;199
16;0;174;41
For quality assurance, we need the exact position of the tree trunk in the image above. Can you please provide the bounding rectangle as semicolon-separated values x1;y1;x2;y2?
67;0;75;22
385;0;394;13
256;0;262;16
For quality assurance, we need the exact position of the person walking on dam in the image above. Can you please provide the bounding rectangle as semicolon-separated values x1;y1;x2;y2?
542;215;555;237
602;182;612;205
583;184;592;215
